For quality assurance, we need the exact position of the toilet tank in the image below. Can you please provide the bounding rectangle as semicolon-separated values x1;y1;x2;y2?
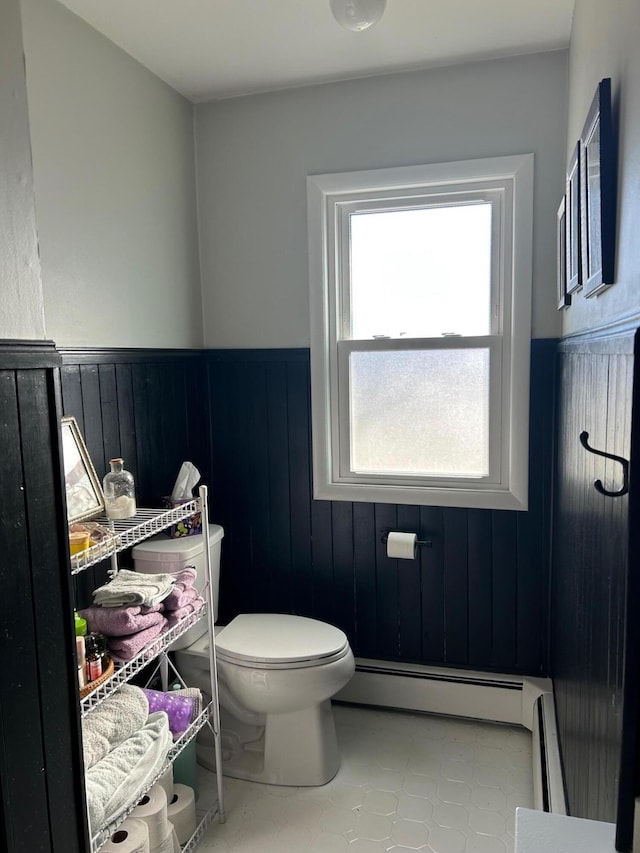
132;524;223;649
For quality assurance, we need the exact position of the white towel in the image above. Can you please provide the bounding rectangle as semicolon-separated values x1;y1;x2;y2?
93;569;175;608
86;711;172;835
82;685;149;770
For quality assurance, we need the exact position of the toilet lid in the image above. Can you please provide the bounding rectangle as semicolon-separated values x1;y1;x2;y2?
215;614;350;668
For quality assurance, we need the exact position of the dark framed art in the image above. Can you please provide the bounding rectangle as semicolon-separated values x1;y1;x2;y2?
580;77;616;297
565;142;582;294
557;195;570;309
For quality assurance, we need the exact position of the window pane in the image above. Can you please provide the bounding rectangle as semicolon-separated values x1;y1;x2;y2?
349;348;490;477
350;204;492;339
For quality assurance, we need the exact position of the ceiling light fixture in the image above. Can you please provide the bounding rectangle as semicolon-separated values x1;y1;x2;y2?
330;0;387;32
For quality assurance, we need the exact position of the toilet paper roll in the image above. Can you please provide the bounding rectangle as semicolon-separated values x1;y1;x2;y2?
169;823;180;853
156;767;174;803
166;784;197;845
386;531;417;560
130;784;168;849
101;818;150;853
149;824;176;853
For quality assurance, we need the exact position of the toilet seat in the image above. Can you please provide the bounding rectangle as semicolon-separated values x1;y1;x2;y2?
215;613;350;670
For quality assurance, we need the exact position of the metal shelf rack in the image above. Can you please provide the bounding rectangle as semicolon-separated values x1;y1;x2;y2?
75;485;224;853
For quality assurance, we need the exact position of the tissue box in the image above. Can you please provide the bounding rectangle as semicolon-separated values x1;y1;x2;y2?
162;497;202;538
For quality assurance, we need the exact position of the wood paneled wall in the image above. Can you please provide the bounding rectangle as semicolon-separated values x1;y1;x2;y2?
59;349;212;605
0;342;88;853
551;330;635;828
60;342;555;676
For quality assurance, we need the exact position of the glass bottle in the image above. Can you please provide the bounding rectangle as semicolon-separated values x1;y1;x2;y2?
103;458;137;519
85;635;103;682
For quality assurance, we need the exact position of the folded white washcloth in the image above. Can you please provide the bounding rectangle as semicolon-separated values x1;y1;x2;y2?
86;711;172;835
92;569;175;608
82;685;149;770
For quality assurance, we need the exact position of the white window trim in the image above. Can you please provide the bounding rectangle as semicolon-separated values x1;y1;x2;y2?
307;155;534;511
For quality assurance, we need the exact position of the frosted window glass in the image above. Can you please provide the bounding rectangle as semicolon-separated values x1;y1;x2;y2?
349;349;490;477
350;204;492;340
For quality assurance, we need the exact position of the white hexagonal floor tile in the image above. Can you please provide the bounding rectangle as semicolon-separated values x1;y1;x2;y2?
197;703;532;853
428;824;468;853
362;789;400;816
391;819;430;849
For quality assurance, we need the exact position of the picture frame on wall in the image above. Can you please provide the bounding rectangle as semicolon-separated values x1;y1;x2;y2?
557;196;570;309
580;77;616;297
565;142;582;295
60;415;105;524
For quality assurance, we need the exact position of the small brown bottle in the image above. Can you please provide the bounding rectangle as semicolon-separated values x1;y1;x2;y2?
85;635;103;682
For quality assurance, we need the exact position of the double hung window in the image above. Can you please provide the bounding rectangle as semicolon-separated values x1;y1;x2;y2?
307;155;533;510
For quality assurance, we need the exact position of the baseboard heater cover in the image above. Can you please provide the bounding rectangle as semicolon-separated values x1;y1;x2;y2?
335;658;565;815
335;658;551;729
532;692;567;815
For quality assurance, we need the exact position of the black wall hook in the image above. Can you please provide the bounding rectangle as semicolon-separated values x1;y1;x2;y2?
579;431;629;497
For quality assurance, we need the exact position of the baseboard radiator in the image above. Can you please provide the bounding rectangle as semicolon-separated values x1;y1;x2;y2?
335;658;566;814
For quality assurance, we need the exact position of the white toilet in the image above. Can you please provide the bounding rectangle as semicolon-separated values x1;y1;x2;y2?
135;525;355;786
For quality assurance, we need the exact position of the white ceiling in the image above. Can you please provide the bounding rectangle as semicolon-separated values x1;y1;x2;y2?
54;0;575;103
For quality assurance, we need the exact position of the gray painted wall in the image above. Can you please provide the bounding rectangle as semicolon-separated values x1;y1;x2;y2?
20;0;203;349
0;0;45;340
563;0;640;336
195;50;568;349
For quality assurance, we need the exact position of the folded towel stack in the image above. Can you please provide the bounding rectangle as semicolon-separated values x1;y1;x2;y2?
92;569;176;608
84;568;204;663
160;568;205;630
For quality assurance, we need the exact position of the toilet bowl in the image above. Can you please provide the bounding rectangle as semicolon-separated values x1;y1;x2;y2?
175;613;355;786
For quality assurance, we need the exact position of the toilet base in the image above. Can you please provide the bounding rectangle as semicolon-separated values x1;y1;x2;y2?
198;699;341;786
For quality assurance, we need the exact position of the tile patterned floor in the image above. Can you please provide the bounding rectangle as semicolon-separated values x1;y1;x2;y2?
197;703;533;853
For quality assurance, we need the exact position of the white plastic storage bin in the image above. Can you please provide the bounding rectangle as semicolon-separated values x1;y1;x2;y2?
132;524;223;650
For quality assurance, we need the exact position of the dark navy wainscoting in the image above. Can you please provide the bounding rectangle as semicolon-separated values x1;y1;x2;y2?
0;341;88;853
60;341;556;676
550;329;636;834
58;349;213;605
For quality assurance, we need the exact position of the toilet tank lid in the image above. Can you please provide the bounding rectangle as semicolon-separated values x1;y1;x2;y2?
132;523;224;561
215;614;349;664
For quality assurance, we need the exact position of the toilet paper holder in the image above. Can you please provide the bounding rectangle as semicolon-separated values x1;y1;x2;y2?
380;529;432;548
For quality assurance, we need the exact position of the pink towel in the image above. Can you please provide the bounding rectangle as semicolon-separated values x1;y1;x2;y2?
108;619;167;662
80;605;165;638
165;596;205;630
162;586;200;612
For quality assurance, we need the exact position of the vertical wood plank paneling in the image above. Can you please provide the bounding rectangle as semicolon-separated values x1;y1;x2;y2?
311;499;334;623
443;508;469;665
98;363;121;463
0;348;88;853
331;502;356;638
396;504;422;661
491;511;517;670
16;370;88;852
60;364;84;432
59;345;555;677
266;362;292;613
115;363;138;483
467;509;493;667
353;502;377;657
420;505;445;662
0;371;51;850
552;333;633;826
79;364;105;478
375;503;399;659
286;359;313;617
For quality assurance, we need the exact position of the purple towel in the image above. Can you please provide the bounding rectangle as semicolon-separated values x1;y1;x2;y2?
141;689;196;738
80;605;165;638
108;619;167;662
162;586;200;612
164;596;205;630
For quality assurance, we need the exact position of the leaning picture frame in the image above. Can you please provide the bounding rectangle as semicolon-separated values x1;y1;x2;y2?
565;142;582;295
557;195;570;309
60;416;105;524
580;77;616;297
